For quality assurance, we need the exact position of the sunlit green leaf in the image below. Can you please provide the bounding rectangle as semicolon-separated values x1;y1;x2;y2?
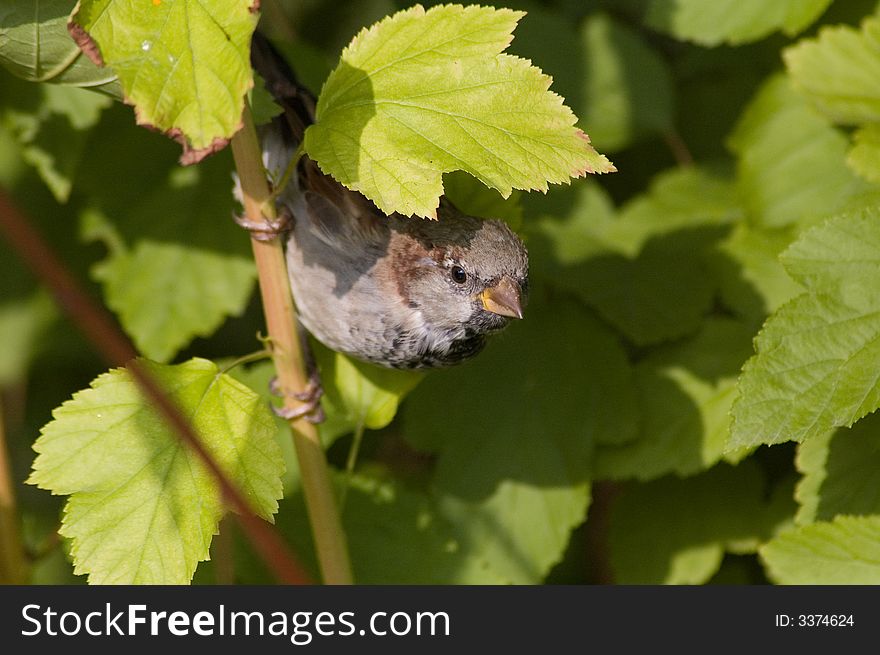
70;0;258;162
731;206;880;449
304;4;613;218
761;515;880;584
28;358;284;584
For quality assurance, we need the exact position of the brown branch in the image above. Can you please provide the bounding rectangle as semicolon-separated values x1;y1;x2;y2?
0;394;27;583
0;187;310;585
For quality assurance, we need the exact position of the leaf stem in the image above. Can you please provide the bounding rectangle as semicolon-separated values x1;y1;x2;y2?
231;101;353;584
339;419;366;511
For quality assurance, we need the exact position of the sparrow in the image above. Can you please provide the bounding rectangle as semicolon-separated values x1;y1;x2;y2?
245;34;529;373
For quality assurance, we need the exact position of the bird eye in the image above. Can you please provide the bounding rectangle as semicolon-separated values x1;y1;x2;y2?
450;265;467;284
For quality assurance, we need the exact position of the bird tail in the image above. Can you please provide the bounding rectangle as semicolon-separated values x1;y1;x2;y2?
250;30;316;143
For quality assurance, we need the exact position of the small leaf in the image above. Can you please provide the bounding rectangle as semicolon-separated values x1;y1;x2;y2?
795;414;880;524
646;0;832;47
848;124;880;184
784;15;880;126
313;344;424;446
2;80;112;201
727;74;868;228
0;291;57;386
92;241;254;362
712;223;803;324
568;226;722;346
82;156;256;362
761;516;880;584
730;206;880;449
0;0;120;94
69;0;258;163
304;4;613;218
28;358;284;584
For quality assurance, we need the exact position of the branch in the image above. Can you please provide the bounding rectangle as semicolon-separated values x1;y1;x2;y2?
0;187;310;585
230;102;353;585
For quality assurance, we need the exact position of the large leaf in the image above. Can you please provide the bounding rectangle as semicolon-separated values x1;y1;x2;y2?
304;4;613;218
761;516;880;584
610;463;795;584
69;0;258;163
28;358;284;584
645;0;833;47
0;0;119;94
594;318;755;481
402;297;636;582
730;206;880;449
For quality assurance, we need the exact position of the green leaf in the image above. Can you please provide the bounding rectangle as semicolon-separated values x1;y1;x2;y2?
442;170;524;232
594;318;755;481
795;413;880;524
0;0;120;94
610;463;788;584
730;206;880;449
70;0;258;163
82;156;256;362
607;165;741;256
712;223;804;324
2;79;111;201
579;12;674;152
92;241;254;362
313;343;423;446
529;168;736;346
848;124;880;184
304;4;613;218
728;74;869;228
402;297;636;582
28;358;284;584
761;516;880;584
220;360;301;497
645;0;833;47
266;472;507;584
567;226;722;346
784;15;880;126
0;291;56;386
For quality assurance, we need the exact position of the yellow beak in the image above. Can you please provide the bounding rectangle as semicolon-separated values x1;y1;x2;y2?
480;276;524;319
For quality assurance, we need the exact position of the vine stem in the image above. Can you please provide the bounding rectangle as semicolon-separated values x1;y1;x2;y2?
0;395;27;583
230;101;353;585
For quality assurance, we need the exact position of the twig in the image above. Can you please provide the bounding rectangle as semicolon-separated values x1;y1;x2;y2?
0;394;27;583
230;102;353;584
0;187;310;585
